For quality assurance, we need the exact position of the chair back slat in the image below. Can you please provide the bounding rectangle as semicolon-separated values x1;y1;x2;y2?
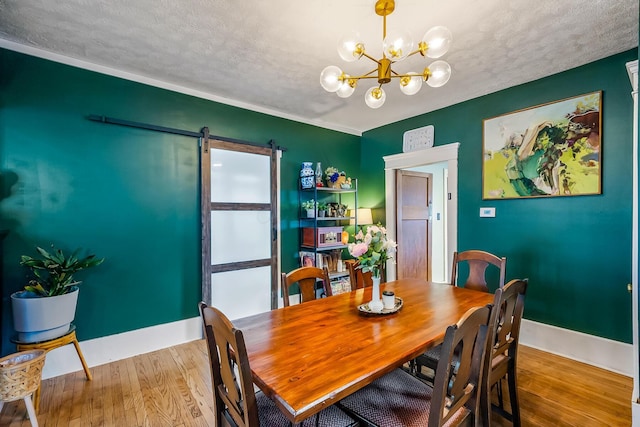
345;259;386;289
281;266;331;306
430;304;493;427
451;250;506;292
199;302;258;427
480;278;528;426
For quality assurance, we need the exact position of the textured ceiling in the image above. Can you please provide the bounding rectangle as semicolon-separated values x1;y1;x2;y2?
0;0;637;135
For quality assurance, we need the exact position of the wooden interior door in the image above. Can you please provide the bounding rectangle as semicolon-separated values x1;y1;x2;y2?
396;170;432;280
201;137;279;320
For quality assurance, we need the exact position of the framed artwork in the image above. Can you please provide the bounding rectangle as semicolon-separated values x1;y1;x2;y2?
482;91;602;199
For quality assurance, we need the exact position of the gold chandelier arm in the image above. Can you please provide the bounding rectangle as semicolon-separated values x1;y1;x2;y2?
361;52;381;64
388;73;419;79
351;75;386;80
403;49;424;59
345;68;379;82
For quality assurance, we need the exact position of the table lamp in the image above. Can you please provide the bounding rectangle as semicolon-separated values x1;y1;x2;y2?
349;208;373;226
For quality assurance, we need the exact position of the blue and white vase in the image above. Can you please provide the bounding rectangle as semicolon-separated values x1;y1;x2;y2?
300;162;314;189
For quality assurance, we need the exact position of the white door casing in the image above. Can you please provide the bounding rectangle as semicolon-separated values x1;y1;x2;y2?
384;143;459;282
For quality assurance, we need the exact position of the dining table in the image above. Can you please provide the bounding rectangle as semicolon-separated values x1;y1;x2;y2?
232;278;494;424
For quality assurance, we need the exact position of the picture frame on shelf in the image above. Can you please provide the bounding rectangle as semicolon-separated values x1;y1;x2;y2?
299;251;316;267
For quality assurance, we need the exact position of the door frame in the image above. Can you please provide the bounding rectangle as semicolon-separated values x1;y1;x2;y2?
383;143;459;281
626;59;639;422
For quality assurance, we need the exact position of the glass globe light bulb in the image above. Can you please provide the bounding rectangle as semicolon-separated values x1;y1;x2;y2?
425;60;451;88
365;86;386;109
320;65;344;92
336;76;356;98
422;26;452;58
337;31;365;62
383;31;414;61
399;72;422;95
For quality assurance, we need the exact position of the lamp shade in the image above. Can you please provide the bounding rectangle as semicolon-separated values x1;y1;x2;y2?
349;208;373;226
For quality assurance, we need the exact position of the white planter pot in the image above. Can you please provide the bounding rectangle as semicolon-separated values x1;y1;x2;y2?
11;287;79;342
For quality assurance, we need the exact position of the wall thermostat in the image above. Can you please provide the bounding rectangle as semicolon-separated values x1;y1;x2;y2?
403;125;434;152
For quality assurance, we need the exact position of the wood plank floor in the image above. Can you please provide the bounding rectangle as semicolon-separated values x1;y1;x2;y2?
0;341;632;426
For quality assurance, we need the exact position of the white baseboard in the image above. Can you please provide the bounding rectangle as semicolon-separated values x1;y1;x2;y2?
520;319;633;377
40;317;203;380
40;317;634;380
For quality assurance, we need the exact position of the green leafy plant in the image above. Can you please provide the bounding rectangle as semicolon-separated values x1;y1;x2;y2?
301;199;316;210
317;202;328;211
20;245;104;297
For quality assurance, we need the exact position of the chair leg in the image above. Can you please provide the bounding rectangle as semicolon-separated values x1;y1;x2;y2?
23;395;39;427
496;379;504;410
507;365;521;427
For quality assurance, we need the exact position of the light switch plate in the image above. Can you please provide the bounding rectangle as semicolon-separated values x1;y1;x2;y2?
403;125;434;152
479;207;496;218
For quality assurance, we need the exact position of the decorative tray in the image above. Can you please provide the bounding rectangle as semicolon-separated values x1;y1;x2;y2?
358;297;403;315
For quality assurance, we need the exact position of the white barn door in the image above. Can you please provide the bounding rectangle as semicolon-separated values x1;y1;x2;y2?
201;137;279;320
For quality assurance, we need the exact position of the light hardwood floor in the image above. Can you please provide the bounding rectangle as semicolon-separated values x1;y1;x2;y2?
0;341;632;426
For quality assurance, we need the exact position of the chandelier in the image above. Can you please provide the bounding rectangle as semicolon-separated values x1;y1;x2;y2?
320;0;452;109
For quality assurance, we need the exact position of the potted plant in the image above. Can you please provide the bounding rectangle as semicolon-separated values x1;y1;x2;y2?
11;245;104;342
301;199;316;218
317;202;328;217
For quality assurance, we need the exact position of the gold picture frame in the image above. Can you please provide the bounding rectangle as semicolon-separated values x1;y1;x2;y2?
482;91;602;199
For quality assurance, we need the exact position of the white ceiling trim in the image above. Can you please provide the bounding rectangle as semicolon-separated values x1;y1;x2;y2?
0;38;363;136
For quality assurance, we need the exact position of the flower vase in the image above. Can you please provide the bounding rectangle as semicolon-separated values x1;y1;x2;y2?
369;276;384;313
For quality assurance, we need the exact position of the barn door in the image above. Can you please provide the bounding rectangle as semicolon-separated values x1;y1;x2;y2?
201;137;279;320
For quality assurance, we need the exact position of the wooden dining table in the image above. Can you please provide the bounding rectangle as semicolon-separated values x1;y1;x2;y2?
233;278;494;424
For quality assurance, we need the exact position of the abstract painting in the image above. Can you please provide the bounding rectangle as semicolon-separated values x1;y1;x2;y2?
482;91;602;199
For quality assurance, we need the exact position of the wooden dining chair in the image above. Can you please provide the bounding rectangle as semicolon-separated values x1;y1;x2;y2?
339;303;497;427
451;249;507;292
414;249;506;380
198;302;357;427
281;266;331;307
483;278;528;427
345;259;385;289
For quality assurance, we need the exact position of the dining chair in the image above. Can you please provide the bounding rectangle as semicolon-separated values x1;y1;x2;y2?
413;249;506;379
345;259;385;289
198;302;357;427
281;266;331;306
451;249;507;292
339;303;497;427
483;278;528;427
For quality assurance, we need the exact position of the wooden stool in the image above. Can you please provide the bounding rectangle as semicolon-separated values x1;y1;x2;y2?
11;325;92;411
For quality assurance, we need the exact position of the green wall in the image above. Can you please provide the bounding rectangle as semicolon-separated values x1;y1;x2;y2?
1;45;636;355
360;49;638;343
0;48;360;354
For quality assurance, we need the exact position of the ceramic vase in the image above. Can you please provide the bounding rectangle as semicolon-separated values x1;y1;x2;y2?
369;276;384;313
300;162;314;189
